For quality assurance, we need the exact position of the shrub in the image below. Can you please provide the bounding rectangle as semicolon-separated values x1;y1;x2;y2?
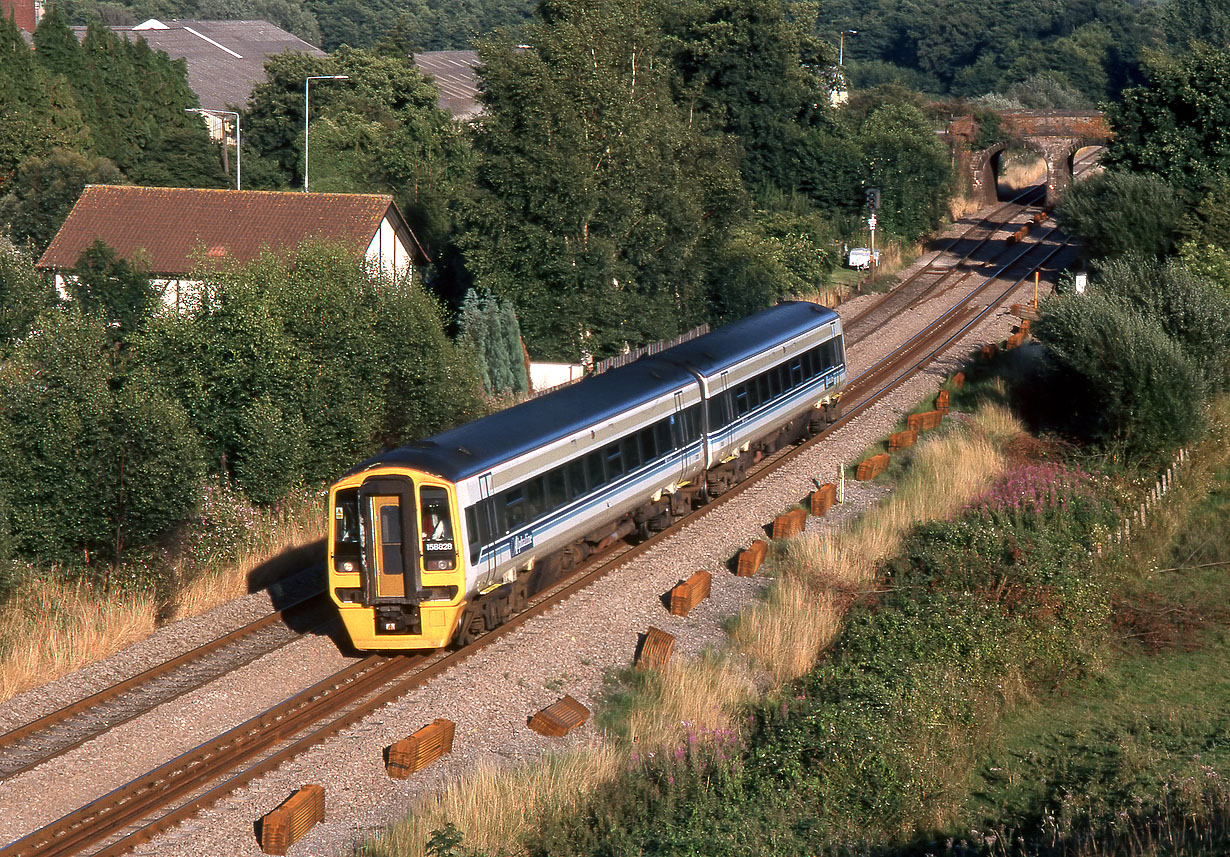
1092;254;1230;392
1036;292;1206;458
1055;170;1185;260
0;308;205;568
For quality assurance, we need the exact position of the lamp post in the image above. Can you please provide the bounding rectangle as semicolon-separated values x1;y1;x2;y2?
185;108;241;190
839;29;857;66
304;74;349;192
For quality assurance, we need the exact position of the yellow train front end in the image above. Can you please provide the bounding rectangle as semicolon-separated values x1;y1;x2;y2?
327;467;468;651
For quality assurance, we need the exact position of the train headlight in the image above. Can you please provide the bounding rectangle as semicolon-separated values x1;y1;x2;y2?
337;559;357;573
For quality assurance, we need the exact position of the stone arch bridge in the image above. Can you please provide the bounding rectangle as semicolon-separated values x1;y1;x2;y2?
946;110;1111;208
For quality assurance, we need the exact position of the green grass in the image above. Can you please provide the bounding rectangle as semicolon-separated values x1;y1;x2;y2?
955;466;1230;848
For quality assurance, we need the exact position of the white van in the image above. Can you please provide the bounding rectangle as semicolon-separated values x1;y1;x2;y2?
847;247;881;269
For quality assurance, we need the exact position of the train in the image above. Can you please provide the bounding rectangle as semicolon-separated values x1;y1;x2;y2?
327;301;847;651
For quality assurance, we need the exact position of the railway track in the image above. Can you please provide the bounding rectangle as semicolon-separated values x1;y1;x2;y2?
1;192;1082;857
0;591;334;782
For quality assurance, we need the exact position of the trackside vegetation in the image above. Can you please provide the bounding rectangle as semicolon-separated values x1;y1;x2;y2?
362;371;1230;857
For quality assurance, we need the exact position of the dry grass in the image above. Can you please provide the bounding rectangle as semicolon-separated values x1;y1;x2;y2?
968;397;1025;445
169;494;325;623
999;153;1047;193
0;488;325;704
365;744;624;857
735;409;1010;684
949;192;983;221
620;653;757;748
0;576;155;702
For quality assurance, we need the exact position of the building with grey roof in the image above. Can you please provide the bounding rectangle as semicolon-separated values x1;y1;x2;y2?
413;50;481;120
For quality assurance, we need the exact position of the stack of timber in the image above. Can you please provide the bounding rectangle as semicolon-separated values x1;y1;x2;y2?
260;785;325;855
669;570;712;617
386;719;456;779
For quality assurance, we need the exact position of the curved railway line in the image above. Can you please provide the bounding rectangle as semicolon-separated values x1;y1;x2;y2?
0;180;1086;857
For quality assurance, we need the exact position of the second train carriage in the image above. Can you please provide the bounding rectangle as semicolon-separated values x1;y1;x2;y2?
328;301;847;651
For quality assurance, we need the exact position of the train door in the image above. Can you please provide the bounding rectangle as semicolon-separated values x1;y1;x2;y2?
672;391;698;477
476;472;497;581
358;476;420;604
711;370;734;458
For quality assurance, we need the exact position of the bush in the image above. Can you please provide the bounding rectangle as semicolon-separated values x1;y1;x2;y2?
137;242;485;489
1055;170;1185;260
1036;292;1206;458
1092;254;1230;392
0;308;205;569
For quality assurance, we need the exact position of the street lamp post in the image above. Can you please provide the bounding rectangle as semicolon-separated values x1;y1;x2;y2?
186;108;241;190
304;74;349;192
839;29;857;66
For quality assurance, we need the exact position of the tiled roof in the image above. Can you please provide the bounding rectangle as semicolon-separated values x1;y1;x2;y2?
72;19;325;111
413;50;481;119
37;186;424;275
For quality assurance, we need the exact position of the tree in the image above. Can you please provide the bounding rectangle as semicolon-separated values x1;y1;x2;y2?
1036;292;1205;459
0;241;57;352
1092;254;1230;393
663;0;832;194
459;0;748;359
1055;170;1185;259
859;102;952;241
69;239;158;341
1104;45;1230;198
457;289;529;395
0;148;123;254
135;242;484;496
0;307;205;568
0;13;90;184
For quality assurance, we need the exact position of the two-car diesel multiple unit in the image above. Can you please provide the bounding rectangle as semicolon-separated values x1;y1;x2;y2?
327;301;847;651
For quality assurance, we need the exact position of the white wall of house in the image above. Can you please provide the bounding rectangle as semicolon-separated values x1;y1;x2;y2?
365;216;414;282
530;361;586;393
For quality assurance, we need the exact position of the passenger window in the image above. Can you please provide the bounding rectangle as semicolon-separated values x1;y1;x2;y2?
606;444;624;478
639;427;657;463
546;468;567;510
567;457;588;497
586;451;606;487
791;359;805;386
505;488;526;529
686;404;703;441
619;436;639;471
466;506;479;553
655;420;673;455
768;367;782;397
524;478;544;521
708;396;728;430
733;386;750;417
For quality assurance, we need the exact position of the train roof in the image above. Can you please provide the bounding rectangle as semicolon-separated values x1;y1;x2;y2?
349;301;842;484
351;357;695;482
653;301;840;376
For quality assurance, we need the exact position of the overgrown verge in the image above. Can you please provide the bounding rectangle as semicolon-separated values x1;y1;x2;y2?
367;381;1230;857
0;479;323;703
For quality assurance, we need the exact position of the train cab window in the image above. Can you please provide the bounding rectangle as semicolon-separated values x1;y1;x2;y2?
546;468;568;510
420;486;456;570
333;488;360;547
